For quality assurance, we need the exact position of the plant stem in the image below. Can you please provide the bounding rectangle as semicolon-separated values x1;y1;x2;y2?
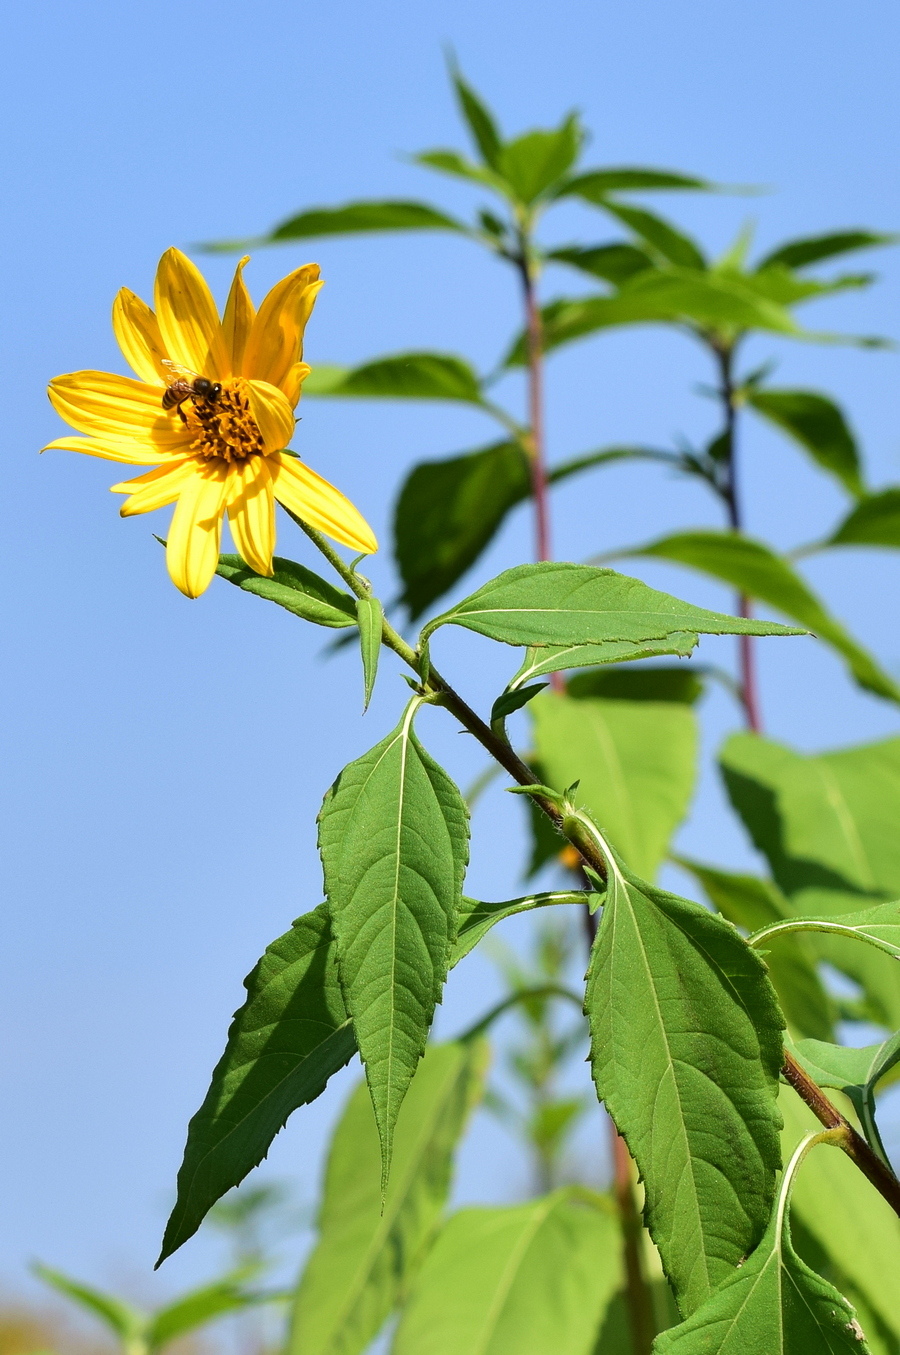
611;1123;656;1355
518;252;552;565
714;343;761;733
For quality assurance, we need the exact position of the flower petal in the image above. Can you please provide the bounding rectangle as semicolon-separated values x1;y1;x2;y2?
49;371;189;447
242;264;323;391
111;459;198;517
112;288;168;384
222;256;256;376
227;457;275;577
166;460;232;598
247;379;295;453
269;451;378;554
154;247;229;379
281;361;312;411
42;434;187;465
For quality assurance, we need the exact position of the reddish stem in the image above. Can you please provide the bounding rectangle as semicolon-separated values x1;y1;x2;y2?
738;596;762;732
610;1122;656;1355
521;262;552;564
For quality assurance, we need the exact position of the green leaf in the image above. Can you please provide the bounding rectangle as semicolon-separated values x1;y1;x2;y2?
654;1130;871;1353
490;681;548;724
757;229;897;271
720;731;900;1027
827;489;900;548
33;1266;145;1343
567;664;703;704
496;116;583;204
623;530;900;703
600;201;706;269
509;634;699;686
554;166;716;200
392;1189;620;1355
424;562;803;649
751;900;900;962
532;692;697;880
288;1042;487;1355
216;555;357;628
159;904;356;1264
779;1088;900;1339
746;388;865;497
450;66;502;167
586;856;784;1316
393;442;530;619
356;597;382;712
787;1032;900;1163
675;857;836;1042
319;702;469;1188
547;242;654;283
302;351;484;404
413;149;503;191
453;891;592;964
203;201;467;251
147;1277;268;1350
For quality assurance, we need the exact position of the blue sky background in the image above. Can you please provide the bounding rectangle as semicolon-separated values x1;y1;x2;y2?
4;0;900;1312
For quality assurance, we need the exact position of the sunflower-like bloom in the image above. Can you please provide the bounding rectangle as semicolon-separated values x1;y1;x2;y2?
45;248;377;598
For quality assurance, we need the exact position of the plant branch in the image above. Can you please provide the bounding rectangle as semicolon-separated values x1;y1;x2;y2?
517;246;552;565
611;1122;656;1355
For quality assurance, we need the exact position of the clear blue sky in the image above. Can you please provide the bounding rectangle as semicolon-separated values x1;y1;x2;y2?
4;0;900;1307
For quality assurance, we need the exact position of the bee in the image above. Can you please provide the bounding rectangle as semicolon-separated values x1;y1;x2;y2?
161;359;222;423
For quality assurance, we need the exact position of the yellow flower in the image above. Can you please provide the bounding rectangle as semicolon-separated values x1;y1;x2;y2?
45;248;378;598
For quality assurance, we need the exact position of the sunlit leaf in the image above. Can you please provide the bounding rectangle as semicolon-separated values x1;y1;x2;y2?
453;890;590;964
319;702;469;1188
392;1189;620;1355
496;116;583;203
546;242;655;283
303;352;484;403
288;1043;487;1355
747;388;864;497
787;1031;900;1164
827;489;900;549
202;201;467;252
553;167;716;200
450;66;503;167
566;664;703;704
756;229;897;272
148;1277;269;1349
413;148;504;191
600;201;706;269
509;634;699;687
33;1266;144;1343
216;556;357;629
751;900;900;962
356;596;382;712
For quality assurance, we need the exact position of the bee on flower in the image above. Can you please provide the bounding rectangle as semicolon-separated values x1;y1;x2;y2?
45;248;377;598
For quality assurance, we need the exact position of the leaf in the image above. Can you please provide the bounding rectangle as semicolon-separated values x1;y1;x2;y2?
203;201;467;251
757;229;897;271
567;664;703;704
453;890;591;964
720;731;900;1027
450;66;502;167
555;167;716;200
159;904;356;1264
752;900;900;962
496;116;583;203
623;530;900;703
600;201;706;269
302;352;484;404
423;562;803;650
356;597;382;712
413;149;503;191
288;1042;487;1355
532;692;697;880
787;1032;900;1162
547;242;654;283
746;388;864;497
318;702;469;1187
586;856;784;1316
147;1277;268;1350
32;1266;145;1343
490;681;548;724
392;1189;620;1355
827;488;900;548
509;633;699;686
216;555;357;628
675;857;836;1042
393;442;530;619
779;1088;900;1339
654;1130;871;1353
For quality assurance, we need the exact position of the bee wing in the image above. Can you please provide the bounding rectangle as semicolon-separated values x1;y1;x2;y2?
161;358;200;384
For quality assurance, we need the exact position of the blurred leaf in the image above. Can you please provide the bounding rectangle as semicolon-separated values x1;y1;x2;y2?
676;856;836;1041
787;1031;900;1163
424;561;802;649
586;858;784;1315
757;229;897;271
356;597;382;712
720;731;900;1027
747;388;865;497
654;1131;869;1353
319;703;469;1190
287;1042;487;1355
450;66;503;167
600;201;706;269
496;116;583;203
510;633;699;687
532;691;697;879
203;201;467;251
413;149;503;191
148;1277;269;1349
394;442;530;619
216;555;357;628
303;352;484;403
392;1190;620;1355
827;488;900;548
159;904;356;1263
33;1267;145;1344
624;529;900;703
554;166;716;200
546;242;654;283
566;664;703;704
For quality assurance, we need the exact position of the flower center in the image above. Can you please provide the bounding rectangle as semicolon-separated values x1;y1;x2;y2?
185;377;265;463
